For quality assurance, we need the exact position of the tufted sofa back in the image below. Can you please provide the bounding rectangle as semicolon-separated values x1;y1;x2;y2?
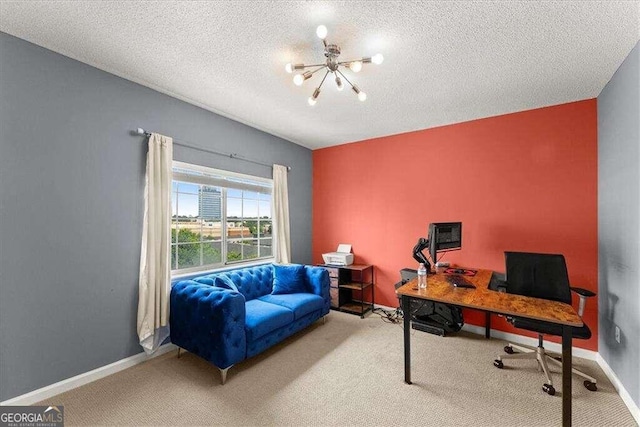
191;264;274;301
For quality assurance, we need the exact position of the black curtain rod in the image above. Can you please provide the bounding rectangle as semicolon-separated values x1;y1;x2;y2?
133;128;291;171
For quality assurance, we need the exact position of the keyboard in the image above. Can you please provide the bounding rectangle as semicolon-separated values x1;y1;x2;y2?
446;275;476;289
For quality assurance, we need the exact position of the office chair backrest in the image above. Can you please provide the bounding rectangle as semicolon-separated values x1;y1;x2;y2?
504;252;572;304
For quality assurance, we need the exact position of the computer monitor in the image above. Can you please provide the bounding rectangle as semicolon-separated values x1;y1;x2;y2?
428;222;462;263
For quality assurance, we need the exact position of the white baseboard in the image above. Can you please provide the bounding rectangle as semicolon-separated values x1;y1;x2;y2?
466;324;639;422
2;315;638;425
377;303;598;359
460;323;598;360
596;353;640;425
373;303;399;312
0;344;177;406
377;304;597;359
378;304;639;421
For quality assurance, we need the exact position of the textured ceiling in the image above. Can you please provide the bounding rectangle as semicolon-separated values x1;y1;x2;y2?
1;1;638;149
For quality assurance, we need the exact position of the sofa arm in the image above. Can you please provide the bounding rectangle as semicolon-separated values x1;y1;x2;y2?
305;266;331;314
170;280;246;369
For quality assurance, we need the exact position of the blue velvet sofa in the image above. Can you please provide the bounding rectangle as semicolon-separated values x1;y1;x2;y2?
170;264;330;383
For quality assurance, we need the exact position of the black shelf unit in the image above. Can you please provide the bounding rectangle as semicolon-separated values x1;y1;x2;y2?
318;264;374;318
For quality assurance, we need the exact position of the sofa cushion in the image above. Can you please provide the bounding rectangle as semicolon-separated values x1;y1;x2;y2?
225;265;274;301
244;299;294;342
192;277;214;286
190;274;239;292
272;264;308;295
214;274;239;292
258;293;325;320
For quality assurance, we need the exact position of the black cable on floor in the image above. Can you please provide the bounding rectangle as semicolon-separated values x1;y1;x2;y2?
372;307;403;324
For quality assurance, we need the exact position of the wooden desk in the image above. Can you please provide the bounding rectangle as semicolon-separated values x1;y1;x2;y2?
396;269;582;427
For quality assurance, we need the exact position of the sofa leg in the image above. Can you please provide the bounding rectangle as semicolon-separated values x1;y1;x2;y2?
177;347;182;359
323;316;327;325
219;366;232;385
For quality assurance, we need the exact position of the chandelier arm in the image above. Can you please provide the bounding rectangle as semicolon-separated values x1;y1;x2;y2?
309;66;328;75
317;70;330;90
299;63;328;69
337;59;367;65
336;68;357;89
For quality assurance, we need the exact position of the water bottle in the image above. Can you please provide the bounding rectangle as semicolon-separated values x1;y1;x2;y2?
417;263;427;289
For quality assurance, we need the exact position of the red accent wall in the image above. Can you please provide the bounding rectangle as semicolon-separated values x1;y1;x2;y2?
312;99;598;351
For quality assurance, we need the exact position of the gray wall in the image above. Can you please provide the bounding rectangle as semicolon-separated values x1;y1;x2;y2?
598;41;639;407
0;32;312;401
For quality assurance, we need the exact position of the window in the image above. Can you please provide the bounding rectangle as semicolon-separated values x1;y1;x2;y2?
171;161;273;273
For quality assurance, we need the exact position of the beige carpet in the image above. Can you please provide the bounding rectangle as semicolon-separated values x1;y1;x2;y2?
38;311;636;426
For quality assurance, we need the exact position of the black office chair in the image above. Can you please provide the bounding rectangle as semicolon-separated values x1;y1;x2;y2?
493;252;597;396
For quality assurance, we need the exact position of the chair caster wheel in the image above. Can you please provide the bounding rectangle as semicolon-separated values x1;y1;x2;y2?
504;345;514;354
584;380;597;391
542;384;555;395
494;359;504;369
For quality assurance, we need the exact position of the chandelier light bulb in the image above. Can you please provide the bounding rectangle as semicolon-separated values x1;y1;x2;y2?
349;61;363;72
372;53;384;65
352;84;366;101
293;71;313;86
293;74;305;86
285;63;293;73
316;25;328;40
335;75;344;91
308;87;321;106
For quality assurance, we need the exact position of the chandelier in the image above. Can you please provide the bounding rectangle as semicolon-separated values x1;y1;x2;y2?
285;25;384;106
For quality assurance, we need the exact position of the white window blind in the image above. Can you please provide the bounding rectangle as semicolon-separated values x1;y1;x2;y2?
173;161;272;194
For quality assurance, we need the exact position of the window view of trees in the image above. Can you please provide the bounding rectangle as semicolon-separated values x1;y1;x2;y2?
171;228;221;269
171;175;272;272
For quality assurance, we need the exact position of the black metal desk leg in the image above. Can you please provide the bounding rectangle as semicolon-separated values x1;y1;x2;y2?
402;295;412;384
485;312;491;338
562;325;572;427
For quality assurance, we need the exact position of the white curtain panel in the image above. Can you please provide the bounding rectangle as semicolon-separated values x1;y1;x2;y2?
273;164;291;264
137;133;173;354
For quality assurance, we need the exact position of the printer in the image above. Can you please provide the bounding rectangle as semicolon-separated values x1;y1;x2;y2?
322;244;354;266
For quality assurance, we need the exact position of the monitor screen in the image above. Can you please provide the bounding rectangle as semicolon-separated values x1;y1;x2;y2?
428;222;462;263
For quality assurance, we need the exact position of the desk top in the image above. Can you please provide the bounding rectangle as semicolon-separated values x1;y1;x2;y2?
396;269;582;327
